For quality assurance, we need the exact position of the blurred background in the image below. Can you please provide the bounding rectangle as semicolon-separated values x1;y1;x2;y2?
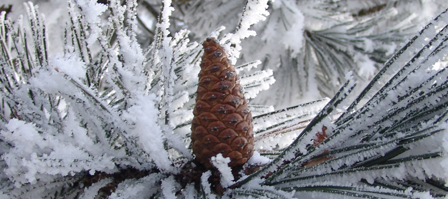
3;0;448;109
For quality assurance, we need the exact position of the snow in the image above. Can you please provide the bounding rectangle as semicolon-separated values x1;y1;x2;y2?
2;0;448;198
201;171;216;199
0;192;8;199
80;178;113;199
50;52;86;80
253;98;329;151
161;176;177;199
247;151;271;165
182;184;198;199
411;191;433;199
279;0;305;58
109;174;163;199
2;119;117;187
121;94;172;171
233;0;269;40
211;154;234;188
441;124;448;184
235;60;261;73
73;0;107;46
355;54;376;79
240;69;275;99
220;0;270;65
239;177;295;198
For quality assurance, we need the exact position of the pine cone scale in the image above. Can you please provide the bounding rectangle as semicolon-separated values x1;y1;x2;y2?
192;38;254;169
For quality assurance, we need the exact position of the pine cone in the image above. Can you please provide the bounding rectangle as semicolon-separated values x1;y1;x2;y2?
191;38;254;169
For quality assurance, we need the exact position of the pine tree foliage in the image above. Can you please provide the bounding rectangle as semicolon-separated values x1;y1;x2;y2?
230;7;448;198
0;0;448;198
0;0;274;197
173;0;448;108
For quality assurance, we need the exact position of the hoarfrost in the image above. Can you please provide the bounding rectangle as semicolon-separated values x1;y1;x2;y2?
211;154;234;188
80;178;113;199
279;0;305;58
2;0;448;198
220;0;269;65
355;54;376;79
2;119;116;187
201;171;216;199
247;151;271;165
182;184;198;199
109;174;163;199
50;52;86;80
254;98;329;151
73;0;107;46
161;176;178;199
240;177;295;198
240;69;275;99
121;95;172;171
412;191;434;199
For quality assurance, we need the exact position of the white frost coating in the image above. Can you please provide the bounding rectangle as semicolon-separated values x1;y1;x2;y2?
279;0;305;58
235;60;261;73
248;105;275;116
156;0;174;42
211;154;234;188
3;0;448;198
0;192;8;199
109;174;163;199
107;0;146;91
440;125;448;183
182;184;198;199
29;69;70;93
156;0;176;123
253;98;329;132
412;191;433;199
80;178;113;199
109;181;146;199
2;119;116;187
255;130;302;151
221;0;269;64
201;171;216;199
51;52;86;80
253;99;329;151
355;54;376;79
281;143;399;181
240;69;275;99
74;0;106;24
121;94;173;171
169;91;190;118
148;0;196;163
161;176;177;199
240;69;273;85
164;126;193;159
247;151;271;165
297;117;335;155
241;178;295;198
117;31;145;74
357;38;375;53
208;26;226;40
74;0;107;46
233;0;269;39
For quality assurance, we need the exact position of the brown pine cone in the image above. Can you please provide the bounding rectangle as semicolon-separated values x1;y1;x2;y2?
191;38;254;169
